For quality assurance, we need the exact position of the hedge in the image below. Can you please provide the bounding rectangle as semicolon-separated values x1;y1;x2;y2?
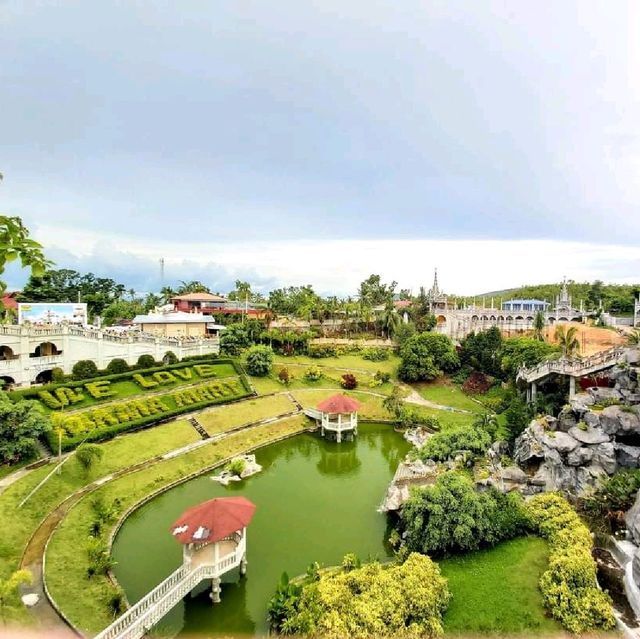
525;493;615;634
47;378;252;451
10;358;246;403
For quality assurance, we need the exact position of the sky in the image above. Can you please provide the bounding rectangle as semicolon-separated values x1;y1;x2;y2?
1;1;639;296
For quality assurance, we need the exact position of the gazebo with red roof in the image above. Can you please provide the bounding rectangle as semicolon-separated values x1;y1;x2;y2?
316;393;361;442
170;496;256;603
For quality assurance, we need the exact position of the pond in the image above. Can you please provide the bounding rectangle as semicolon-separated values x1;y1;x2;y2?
112;423;410;637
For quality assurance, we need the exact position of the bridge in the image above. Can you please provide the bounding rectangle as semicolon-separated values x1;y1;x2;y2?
95;531;246;639
517;347;627;400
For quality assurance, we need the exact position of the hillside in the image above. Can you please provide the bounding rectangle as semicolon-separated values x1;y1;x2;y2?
472;281;639;314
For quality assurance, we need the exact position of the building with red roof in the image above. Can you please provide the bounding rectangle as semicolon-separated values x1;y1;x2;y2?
315;393;361;443
170;496;256;603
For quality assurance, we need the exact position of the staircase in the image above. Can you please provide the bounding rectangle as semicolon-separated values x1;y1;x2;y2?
187;416;210;440
518;347;627;384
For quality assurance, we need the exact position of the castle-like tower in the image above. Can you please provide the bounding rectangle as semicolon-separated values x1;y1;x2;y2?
555;277;573;313
426;269;449;312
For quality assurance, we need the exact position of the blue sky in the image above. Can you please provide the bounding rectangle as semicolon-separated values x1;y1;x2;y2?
1;1;639;295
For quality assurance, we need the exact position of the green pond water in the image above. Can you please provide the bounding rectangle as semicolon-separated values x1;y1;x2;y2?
112;423;410;637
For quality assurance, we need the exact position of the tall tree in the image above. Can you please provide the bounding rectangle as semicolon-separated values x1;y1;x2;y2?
0;393;51;464
358;274;397;307
533;311;546;341
177;280;210;294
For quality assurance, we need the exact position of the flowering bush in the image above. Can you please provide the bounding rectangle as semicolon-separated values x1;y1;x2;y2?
461;371;492;394
304;366;323;382
340;373;358;390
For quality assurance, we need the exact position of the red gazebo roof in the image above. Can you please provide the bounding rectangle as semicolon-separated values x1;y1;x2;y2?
170;496;256;545
317;394;361;414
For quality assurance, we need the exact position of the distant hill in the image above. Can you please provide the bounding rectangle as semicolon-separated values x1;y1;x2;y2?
470;281;640;315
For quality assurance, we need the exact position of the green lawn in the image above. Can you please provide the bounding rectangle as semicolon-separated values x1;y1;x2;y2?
273;353;400;376
45;416;307;635
291;389;392;421
197;394;297;435
440;536;562;636
413;379;481;412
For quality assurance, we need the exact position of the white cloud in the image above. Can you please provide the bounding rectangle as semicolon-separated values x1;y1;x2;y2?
31;224;640;296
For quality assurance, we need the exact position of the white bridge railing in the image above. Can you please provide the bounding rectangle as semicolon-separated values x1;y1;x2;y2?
518;347;626;384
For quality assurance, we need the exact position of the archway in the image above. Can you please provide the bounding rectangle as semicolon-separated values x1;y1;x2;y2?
0;345;16;360
34;370;53;384
31;342;61;358
0;376;15;389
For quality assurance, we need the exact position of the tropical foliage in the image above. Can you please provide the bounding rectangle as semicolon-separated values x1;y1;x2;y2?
399;472;527;557
398;333;459;382
0;393;51;464
245;345;274;377
270;553;450;638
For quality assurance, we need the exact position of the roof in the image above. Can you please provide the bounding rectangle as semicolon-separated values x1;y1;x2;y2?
317;394;361;413
502;299;549;305
171;292;227;302
171;496;256;545
132;311;209;324
394;300;412;309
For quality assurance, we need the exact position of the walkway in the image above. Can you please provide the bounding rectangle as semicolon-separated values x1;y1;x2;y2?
517;346;627;384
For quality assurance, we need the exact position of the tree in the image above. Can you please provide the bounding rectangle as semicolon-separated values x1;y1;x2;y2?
101;299;144;326
220;323;252;356
380;301;401;338
160;286;176;304
75;443;104;475
555;325;580;358
228;280;253;302
0;394;51;464
358;274;397;307
162;350;178;365
533;311;546;341
177;280;210;294
19;268;126;318
0;569;32;625
72;360;99;380
245;345;274;377
400;472;526;556
0;216;51;293
498;337;558;379
398;332;459;382
459;327;503;376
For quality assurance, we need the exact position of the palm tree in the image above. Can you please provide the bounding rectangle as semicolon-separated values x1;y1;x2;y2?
555;325;580;359
381;302;401;339
0;569;32;625
177;280;210;294
533;311;546;341
628;329;640;346
160;286;176;304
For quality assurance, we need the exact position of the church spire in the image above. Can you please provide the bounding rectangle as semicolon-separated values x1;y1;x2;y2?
431;268;439;296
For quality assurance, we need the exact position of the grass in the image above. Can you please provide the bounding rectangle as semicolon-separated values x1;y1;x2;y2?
197;394;297;435
290;389;392;421
414;379;481;413
272;353;401;376
44;416;307;635
0;420;198;583
439;536;562;636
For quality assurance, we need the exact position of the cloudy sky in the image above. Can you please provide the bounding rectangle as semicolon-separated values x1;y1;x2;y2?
1;1;639;295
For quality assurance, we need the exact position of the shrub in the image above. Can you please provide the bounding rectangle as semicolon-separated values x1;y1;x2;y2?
308;345;336;358
374;370;391;383
581;469;640;529
400;471;526;556
340;373;358;389
245;345;274;377
51;367;66;383
72;360;99;381
304;366;323;382
419;424;492;462
278;367;292;385
271;553;450;638
105;358;129;374
526;493;615;634
162;350;178;365
136;354;156;369
225;457;246;477
362;347;390;362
